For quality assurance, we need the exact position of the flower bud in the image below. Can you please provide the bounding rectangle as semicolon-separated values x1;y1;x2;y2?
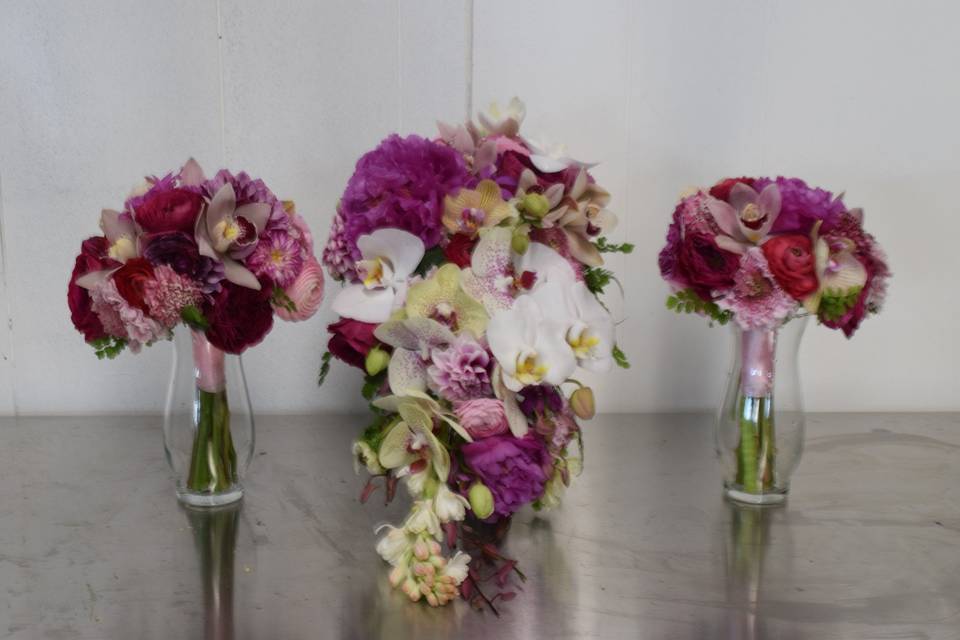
468;482;495;519
365;346;390;376
511;230;530;255
520;192;551;219
570;387;596;419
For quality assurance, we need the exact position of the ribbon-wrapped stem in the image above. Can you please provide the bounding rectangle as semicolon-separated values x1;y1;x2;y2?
735;329;777;494
187;330;238;494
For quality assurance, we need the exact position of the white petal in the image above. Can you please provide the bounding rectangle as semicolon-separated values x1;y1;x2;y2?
375;318;454;351
221;256;261;290
357;228;425;280
332;285;396;323
535;322;578;385
493;366;528;437
706;198;747;241
715;235;748;255
388;348;428;396
529;154;570;174
515;242;577;288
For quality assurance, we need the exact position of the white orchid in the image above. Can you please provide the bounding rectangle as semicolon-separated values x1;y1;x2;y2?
377;403;452;480
332;228;425;323
531;278;615;372
523;137;597;174
487;295;577;392
477;97;526;137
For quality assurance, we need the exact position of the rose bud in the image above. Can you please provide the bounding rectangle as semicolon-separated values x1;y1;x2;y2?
570;387;596;420
468;482;495;519
365;346;390;376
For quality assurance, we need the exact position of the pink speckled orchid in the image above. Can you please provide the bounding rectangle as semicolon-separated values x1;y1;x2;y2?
707;183;782;254
374;317;454;397
195;183;271;290
332;228;425;323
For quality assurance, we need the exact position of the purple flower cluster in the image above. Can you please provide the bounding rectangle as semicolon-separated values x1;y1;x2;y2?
754;176;846;234
461;434;551;519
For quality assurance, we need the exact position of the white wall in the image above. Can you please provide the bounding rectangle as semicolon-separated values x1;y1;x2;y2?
0;0;956;415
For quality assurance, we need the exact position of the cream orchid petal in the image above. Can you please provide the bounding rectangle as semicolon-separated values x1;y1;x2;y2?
357;228;425;281
474;140;498;173
206;183;237;233
234;202;271;233
100;209;135;244
179;158;206;187
562;230;605;268
728;182;760;213
332;285;396;323
74;267;120;291
529;154;568;174
518;169;538;194
714;235;748;255
569;169;589;200
595;209;618;233
378;422;418;470
388;348;428;396
194;212;218;260
544;183;565;208
221;256;262;290
706;197;746;241
757;184;782;218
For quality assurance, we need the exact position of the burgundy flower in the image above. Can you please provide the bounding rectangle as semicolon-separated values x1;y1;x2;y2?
495;150;575;194
68;236;118;342
203;279;275;354
462;433;551;519
676;233;741;299
142;232;223;294
111;258;156;313
709;177;755;202
327;318;379;369
133;188;204;234
443;233;476;268
761;234;818;300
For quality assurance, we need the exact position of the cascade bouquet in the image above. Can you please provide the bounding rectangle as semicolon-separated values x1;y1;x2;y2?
321;98;632;609
67;159;323;503
658;177;890;502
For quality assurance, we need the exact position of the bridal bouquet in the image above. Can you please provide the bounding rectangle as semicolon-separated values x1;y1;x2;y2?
658;177;890;502
67;159;323;500
322;98;631;609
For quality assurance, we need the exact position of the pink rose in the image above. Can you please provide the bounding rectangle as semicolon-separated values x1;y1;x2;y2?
275;257;324;322
454;399;509;439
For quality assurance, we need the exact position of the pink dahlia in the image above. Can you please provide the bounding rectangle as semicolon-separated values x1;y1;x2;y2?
323;134;470;282
427;336;492;401
246;230;305;287
718;248;796;330
143;265;202;329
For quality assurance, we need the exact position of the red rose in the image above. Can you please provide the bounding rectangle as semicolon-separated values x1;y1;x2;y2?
444;233;476;268
677;232;741;298
328;318;379;369
134;188;204;234
68;236;119;341
112;258;156;312
203;280;275;354
761;235;818;299
709;177;755;202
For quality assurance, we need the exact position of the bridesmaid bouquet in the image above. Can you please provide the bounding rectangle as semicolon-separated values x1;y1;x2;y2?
322;98;632;609
67;159;323;498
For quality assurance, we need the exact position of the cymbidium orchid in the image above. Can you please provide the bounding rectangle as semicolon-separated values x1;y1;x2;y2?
522;137;597;174
373;389;473;443
476;97;526;137
803;220;868;314
707;183;782;254
487;295;576;393
377;403;452;480
332;228;425;323
100;209;139;263
461;227;577;314
436;121;497;175
531;278;615;372
542;169;618;267
442;179;515;237
403;263;488;336
194;183;271;290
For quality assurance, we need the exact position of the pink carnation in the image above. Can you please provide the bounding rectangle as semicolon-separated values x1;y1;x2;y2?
454;399;509;439
90;279;167;352
427;337;492;401
718;248;796;330
143;265;202;329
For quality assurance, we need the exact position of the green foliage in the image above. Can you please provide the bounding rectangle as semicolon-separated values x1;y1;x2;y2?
271;285;297;313
180;305;209;331
89;336;127;360
583;266;616;294
415;246;446;277
317;351;333;386
360;412;398;452
361;370;387;402
665;289;733;326
595;237;635;254
612;344;630;369
819;287;862;322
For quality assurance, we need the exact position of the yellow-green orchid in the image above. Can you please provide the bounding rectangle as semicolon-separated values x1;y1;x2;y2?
377;403;451;481
404;264;488;337
803;221;868;315
373;390;473;443
442;179;515;237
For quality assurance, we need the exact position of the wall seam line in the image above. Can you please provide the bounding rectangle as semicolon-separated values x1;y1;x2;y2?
465;0;474;121
0;173;18;416
215;0;227;165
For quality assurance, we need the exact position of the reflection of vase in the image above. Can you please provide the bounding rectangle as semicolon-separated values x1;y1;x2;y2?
183;503;240;640
723;503;772;640
165;328;254;507
716;318;807;505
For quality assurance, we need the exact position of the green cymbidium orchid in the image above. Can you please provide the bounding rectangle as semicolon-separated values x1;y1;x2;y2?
404;264;488;337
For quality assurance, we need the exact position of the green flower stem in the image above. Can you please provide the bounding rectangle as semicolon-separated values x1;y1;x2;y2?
187;389;237;494
736;395;777;494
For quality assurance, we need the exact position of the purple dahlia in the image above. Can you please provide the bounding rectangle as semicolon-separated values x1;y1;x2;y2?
753;176;846;235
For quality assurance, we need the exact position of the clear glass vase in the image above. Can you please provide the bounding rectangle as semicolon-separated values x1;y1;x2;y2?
716;317;807;505
164;328;254;507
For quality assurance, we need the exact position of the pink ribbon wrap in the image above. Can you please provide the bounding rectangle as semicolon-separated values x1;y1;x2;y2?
192;330;226;393
740;329;776;398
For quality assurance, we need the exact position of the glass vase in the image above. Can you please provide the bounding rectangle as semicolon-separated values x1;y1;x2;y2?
716;317;807;505
164;328;254;507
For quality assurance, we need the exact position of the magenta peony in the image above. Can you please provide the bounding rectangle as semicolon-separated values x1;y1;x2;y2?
275;257;324;322
454;399;509;439
461;434;551;519
322;134;470;281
